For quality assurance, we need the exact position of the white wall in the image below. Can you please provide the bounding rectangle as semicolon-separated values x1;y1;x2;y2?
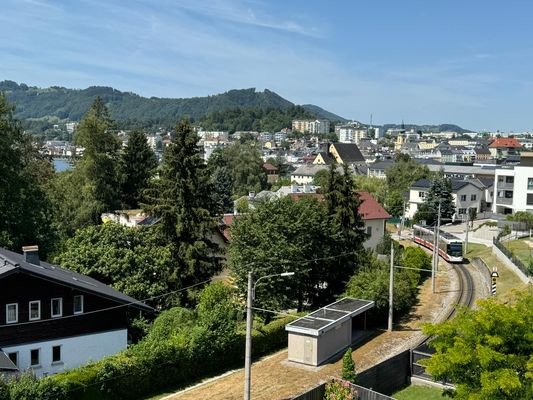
2;329;127;377
364;219;386;250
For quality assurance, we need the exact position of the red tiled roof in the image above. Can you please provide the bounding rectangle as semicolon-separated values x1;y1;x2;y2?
221;214;236;241
488;138;522;148
288;191;390;220
357;192;391;220
263;163;278;171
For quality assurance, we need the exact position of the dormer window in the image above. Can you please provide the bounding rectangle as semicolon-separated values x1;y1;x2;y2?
73;295;84;314
29;300;41;321
6;303;17;324
51;298;63;318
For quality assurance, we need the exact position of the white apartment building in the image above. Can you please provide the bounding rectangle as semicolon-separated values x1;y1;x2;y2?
292;119;330;134
337;126;368;144
492;152;533;215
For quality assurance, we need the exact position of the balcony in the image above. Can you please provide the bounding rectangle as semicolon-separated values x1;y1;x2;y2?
496;197;513;205
496;182;514;190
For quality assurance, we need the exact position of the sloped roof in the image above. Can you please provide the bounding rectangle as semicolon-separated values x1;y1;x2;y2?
263;163;278;171
474;146;491;154
489;138;522;148
0;248;152;312
291;164;330;177
331;143;365;163
411;178;477;192
358;192;391;220
315;152;335;165
0;352;17;371
368;159;395;171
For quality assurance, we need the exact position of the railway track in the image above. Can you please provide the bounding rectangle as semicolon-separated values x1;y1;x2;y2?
411;260;476;381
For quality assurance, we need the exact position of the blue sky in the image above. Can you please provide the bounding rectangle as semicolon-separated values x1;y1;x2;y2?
1;0;532;131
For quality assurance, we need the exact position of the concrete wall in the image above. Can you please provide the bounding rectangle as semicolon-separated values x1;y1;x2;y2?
288;333;317;366
2;329;127;377
316;319;351;366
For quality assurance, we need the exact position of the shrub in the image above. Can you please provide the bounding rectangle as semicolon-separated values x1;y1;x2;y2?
341;349;357;383
324;379;358;400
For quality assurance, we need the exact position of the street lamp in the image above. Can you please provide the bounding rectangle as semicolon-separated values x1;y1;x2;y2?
244;271;295;400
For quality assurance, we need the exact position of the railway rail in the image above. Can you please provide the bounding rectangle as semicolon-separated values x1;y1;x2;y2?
411;260;475;381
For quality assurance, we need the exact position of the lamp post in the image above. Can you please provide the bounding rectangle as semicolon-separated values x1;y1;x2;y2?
244;271;295;400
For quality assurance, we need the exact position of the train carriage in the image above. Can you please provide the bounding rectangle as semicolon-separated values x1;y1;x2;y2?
412;224;463;263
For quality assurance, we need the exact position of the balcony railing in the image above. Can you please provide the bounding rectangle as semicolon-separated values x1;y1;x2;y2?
497;182;514;190
496;197;513;205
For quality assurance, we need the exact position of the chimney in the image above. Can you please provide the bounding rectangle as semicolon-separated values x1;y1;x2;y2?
22;245;40;266
248;191;256;200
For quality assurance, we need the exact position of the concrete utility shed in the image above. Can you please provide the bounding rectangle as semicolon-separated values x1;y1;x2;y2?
285;297;374;366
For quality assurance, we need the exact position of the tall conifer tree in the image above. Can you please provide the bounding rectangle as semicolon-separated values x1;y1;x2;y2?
118;130;157;209
144;120;219;289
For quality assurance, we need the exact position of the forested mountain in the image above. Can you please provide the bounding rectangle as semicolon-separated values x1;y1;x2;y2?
0;80;345;133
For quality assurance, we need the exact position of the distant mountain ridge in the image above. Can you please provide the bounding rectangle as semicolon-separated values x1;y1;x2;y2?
380;123;470;134
0;80;347;128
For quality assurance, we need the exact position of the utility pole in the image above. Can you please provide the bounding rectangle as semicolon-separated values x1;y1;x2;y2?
399;198;406;239
432;202;441;294
244;271;253;400
388;241;394;332
465;210;470;256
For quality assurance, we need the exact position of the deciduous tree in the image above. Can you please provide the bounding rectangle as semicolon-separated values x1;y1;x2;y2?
423;290;533;400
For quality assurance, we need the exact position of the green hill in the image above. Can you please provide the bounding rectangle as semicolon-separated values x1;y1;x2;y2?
0;80;346;132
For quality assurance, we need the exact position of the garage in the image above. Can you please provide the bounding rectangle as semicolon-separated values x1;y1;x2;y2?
285;297;374;366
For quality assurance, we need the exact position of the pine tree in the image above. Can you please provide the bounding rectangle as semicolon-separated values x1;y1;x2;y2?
144;120;219;291
414;173;455;225
75;96;120;214
118;130;157;209
324;163;367;250
342;348;357;383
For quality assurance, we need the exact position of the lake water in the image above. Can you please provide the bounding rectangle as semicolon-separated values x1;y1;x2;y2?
53;159;74;172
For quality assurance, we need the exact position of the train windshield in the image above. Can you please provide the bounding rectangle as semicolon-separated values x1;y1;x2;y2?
448;242;463;257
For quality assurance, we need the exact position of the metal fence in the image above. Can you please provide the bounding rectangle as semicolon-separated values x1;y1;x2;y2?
493;237;530;276
291;381;396;400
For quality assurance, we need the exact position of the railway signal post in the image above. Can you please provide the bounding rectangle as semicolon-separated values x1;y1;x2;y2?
491;267;499;296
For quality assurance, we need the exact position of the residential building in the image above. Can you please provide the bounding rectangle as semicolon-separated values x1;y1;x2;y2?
406;178;488;220
292;120;330;134
488;137;522;160
0;246;151;377
291;164;330;184
474;146;492;161
492;152;533;215
337;125;368;144
263;163;279;184
367;159;394;179
328;143;366;166
357;192;391;250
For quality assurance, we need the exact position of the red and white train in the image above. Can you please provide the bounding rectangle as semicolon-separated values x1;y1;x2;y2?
413;224;464;263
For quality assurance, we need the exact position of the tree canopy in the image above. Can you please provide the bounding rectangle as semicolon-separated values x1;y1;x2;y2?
414;173;455;225
423;289;533;400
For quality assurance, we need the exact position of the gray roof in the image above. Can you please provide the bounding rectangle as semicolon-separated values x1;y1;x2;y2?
0;248;152;312
411;178;481;192
368;159;395;171
291;164;330;177
425;164;496;176
332;143;365;163
286;297;374;337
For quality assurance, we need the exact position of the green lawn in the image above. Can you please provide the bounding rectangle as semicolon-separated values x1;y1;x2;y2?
466;243;528;302
393;385;444;400
505;239;533;268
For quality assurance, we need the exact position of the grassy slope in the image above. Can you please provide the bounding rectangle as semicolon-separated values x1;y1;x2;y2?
393;385;444;400
466;243;528;302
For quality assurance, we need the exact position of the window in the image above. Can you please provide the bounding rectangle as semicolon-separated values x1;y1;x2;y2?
418;191;426;199
460;195;467;201
471;194;477;201
366;226;372;236
7;352;17;367
505;176;514;184
458;208;467;215
6;303;18;324
30;349;40;367
73;295;84;314
29;300;41;321
527;194;533;206
51;298;62;318
528;178;533;190
52;346;61;363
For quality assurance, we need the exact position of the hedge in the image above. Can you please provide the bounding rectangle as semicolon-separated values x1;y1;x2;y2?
0;314;297;400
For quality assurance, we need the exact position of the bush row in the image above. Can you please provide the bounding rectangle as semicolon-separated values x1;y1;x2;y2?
0;314;296;400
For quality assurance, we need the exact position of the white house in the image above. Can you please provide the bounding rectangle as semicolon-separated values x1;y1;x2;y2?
406;178;487;221
492;152;533;215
